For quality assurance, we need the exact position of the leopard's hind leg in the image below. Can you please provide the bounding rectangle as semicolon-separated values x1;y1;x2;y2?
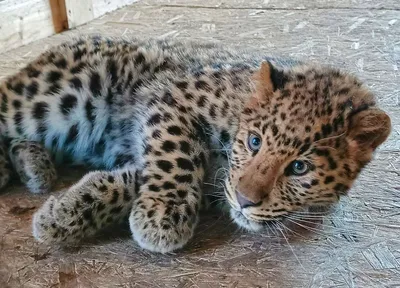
8;139;57;193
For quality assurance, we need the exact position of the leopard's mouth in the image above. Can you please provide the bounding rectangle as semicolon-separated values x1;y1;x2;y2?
229;209;284;231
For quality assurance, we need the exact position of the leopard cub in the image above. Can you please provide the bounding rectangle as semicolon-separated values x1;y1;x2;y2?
0;36;390;253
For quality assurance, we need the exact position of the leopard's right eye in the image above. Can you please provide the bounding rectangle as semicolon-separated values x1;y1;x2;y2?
248;133;262;152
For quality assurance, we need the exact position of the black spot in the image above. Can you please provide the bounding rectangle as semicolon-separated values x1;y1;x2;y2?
8;82;24;95
179;116;188;125
107;59;118;86
14;112;23;134
26;81;39;99
327;157;337;170
220;130;230;144
242;108;253;115
94;139;105;155
82;193;95;203
148;184;160;192
90;72;102;97
299;143;311;155
174;174;193;183
209;104;217;119
324;176;335;184
176;81;188;90
12;99;22;110
321;123;332;137
114;154;135;167
311;179;319;186
110;189;119;204
161;141;176;153
314;149;329;157
156;160;173;173
163;182;176;190
334;183;349;193
108;175;115;183
179;141;191;155
55;58;68;69
272;125;278;136
176;158;194;171
85;100;95;124
70;77;82;89
166;192;176;198
97;203;106;211
32;102;49;120
314;132;321;141
177;190;187;198
46;71;63;83
65;124;79;144
134;52;145;65
121;172;128;184
182;93;194;102
301;183;311;189
60;94;78;116
338;87;350;95
162;91;177;106
123;188;132;201
73;48;87;61
195;80;211;91
45;83;61;95
26;66;41;78
106;88;114;105
82;209;93;221
172;213;180;224
0;94;7;113
167;126;182;136
151;130;161;139
197;95;208;107
70;62;86;74
130;79;144;95
147;113;162;126
147;210;155;218
164;112;173;122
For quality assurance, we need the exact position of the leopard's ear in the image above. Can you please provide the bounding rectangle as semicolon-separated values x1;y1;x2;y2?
252;61;288;101
347;108;391;161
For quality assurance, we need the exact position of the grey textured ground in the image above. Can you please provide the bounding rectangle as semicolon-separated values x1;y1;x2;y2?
0;0;399;287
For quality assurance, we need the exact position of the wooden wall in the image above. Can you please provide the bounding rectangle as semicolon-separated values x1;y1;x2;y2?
0;0;138;54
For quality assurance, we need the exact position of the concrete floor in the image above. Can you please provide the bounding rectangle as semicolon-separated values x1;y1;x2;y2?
0;0;399;287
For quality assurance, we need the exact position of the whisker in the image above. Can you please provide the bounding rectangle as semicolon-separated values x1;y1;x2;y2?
273;222;305;270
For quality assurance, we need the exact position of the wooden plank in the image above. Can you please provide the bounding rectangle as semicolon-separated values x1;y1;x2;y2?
93;0;139;18
0;0;55;54
142;0;400;9
64;0;94;28
65;0;139;28
49;0;69;33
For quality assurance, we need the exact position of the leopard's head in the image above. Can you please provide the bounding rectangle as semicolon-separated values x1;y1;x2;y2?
225;61;391;231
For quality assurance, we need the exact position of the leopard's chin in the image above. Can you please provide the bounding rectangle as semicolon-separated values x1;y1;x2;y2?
229;209;283;232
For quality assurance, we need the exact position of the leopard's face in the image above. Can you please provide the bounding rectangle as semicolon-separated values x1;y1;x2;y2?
224;62;391;231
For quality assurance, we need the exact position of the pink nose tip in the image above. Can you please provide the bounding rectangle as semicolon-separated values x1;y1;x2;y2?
235;190;261;208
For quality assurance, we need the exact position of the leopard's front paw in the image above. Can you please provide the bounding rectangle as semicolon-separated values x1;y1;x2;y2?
32;196;74;244
129;195;198;253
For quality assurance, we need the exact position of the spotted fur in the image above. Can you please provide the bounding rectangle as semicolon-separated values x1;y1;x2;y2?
0;36;390;253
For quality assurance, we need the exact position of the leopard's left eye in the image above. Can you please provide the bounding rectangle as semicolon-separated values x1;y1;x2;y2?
248;133;262;152
290;160;309;176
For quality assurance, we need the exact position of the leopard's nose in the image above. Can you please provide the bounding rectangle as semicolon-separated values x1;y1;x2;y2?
235;190;261;209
